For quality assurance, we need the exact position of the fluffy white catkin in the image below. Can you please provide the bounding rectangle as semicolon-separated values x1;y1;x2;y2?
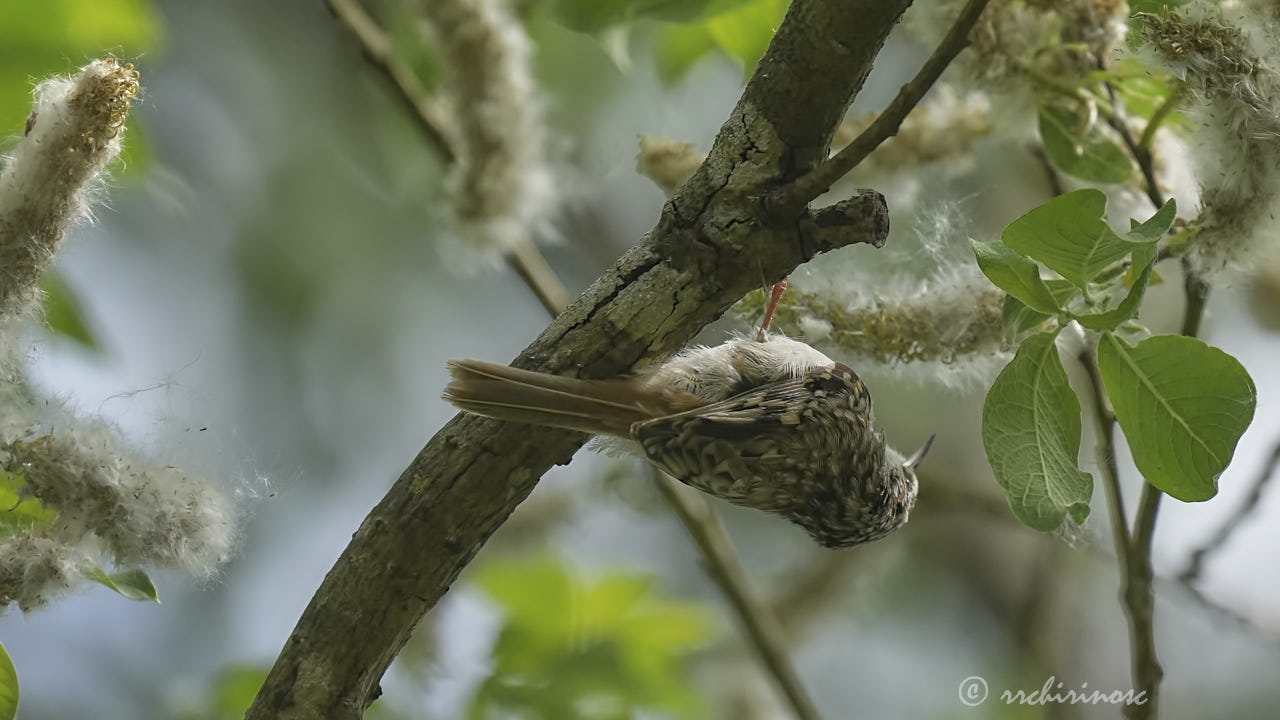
0;60;235;611
1140;2;1280;278
0;58;139;321
423;0;554;257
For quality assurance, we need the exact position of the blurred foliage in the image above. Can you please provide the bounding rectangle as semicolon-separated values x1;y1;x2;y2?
40;270;100;350
0;640;15;720
1037;103;1134;184
0;474;57;537
169;663;401;720
537;0;789;80
545;0;763;33
0;0;158;170
470;556;714;720
170;665;268;720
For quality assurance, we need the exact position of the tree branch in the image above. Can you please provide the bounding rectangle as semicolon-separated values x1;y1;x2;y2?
768;0;991;211
1102;80;1166;212
654;472;823;720
1123;482;1163;720
324;1;822;712
1180;438;1280;584
247;1;906;717
926;482;1280;650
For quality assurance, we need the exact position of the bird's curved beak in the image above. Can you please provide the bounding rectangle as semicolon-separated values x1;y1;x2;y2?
903;434;936;472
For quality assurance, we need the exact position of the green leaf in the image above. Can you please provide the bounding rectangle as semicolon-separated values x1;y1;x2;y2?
209;665;269;718
633;0;759;22
40;270;100;350
545;0;628;32
0;474;57;537
0;0;160;134
0;641;16;720
982;330;1093;531
1002;296;1051;344
472;556;712;720
1002;189;1169;289
656;23;717;82
704;0;787;73
1038;104;1135;183
544;0;760;32
971;238;1061;313
1073;261;1153;331
86;566;160;603
1097;333;1256;501
1126;198;1178;244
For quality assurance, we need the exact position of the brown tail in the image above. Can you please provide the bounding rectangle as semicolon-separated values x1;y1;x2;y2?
442;360;691;437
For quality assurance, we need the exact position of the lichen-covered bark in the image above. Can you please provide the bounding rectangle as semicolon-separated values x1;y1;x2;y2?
247;1;910;717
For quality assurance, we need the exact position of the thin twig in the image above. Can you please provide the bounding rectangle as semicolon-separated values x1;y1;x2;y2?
1080;351;1128;550
925;484;1280;650
1124;483;1164;720
768;0;992;210
767;551;856;637
1102;81;1165;211
1031;144;1066;198
506;238;574;317
1138;82;1184;151
1081;349;1160;719
326;0;571;318
1180;257;1210;338
326;0;454;163
1180;439;1280;584
654;471;824;720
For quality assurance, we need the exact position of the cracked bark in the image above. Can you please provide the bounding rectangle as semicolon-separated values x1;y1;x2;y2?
246;1;911;717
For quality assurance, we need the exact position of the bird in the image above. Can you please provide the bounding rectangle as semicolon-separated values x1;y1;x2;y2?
442;284;931;548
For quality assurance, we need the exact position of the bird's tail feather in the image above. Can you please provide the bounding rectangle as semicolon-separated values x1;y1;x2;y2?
443;360;677;437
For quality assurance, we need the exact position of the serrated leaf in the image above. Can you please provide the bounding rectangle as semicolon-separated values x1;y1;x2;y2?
1038;104;1134;183
971;238;1061;313
1073;261;1153;331
0;641;15;720
86;566;160;603
1098;333;1256;501
982;331;1093;531
1002;189;1169;289
40;270;99;350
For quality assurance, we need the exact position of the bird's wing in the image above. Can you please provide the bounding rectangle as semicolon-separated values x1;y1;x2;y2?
632;364;872;500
